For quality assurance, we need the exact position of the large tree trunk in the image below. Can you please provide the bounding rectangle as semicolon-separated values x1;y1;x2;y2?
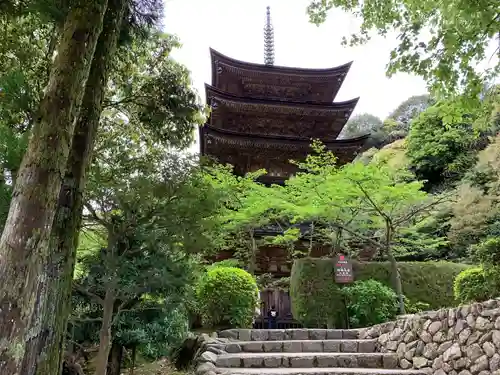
95;288;116;375
35;1;128;373
0;1;108;374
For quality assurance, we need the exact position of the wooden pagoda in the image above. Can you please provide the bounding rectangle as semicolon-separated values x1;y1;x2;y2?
199;7;370;327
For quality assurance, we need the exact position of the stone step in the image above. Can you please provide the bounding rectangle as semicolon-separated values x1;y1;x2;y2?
224;339;377;353
215;368;426;375
215;352;398;369
219;329;361;341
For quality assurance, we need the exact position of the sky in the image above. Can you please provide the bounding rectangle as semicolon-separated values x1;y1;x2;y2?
162;0;430;151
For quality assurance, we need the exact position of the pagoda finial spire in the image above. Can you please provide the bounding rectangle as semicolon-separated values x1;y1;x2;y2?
264;6;275;66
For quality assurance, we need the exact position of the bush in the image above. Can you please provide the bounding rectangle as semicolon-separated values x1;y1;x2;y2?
404;296;430;314
453;267;495;303
196;266;258;329
291;258;470;327
473;237;500;265
290;257;345;328
343;280;398;328
472;238;500;293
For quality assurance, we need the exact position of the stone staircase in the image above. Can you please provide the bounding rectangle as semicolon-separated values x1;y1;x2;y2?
206;329;426;375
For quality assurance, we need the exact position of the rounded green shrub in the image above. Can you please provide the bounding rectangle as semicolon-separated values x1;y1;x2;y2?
453;267;494;303
196;266;258;329
473;237;500;265
343;279;398;328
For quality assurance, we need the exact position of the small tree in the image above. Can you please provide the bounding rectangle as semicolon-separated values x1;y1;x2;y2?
279;142;446;314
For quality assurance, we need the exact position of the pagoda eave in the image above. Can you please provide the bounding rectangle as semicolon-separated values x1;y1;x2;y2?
206;84;359;112
200;125;370;154
210;48;352;77
210;48;352;103
206;85;358;139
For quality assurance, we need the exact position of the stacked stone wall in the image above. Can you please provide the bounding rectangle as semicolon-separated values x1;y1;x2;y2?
359;298;500;375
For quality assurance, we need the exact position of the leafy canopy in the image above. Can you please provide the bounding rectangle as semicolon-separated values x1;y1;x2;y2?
307;0;499;98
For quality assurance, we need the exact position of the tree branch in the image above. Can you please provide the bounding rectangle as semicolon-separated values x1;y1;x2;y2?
331;222;384;250
84;202;109;229
73;284;104;306
351;178;391;222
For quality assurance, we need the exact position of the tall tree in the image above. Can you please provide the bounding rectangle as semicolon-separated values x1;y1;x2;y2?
37;0;128;373
307;0;499;98
0;1;109;374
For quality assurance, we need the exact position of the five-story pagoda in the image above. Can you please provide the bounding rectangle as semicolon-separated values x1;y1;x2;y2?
199;7;371;327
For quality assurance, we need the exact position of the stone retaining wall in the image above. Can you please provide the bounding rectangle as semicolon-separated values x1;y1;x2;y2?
359;298;500;375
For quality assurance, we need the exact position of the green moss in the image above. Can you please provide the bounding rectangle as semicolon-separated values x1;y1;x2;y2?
290;258;471;327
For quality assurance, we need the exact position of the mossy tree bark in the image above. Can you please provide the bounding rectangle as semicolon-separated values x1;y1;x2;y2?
0;1;108;374
34;1;128;373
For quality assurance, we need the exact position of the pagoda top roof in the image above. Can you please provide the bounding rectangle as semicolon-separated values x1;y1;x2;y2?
210;48;353;77
210;49;352;103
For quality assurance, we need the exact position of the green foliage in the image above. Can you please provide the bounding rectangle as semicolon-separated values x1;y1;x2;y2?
453;267;494;304
369;139;409;171
306;0;498;98
407;103;481;190
472;237;500;290
195;266;258;329
369;95;433;147
343;279;398;328
352;261;470;308
403;297;430;314
291;258;470;326
114;303;189;360
207;259;242;270
473;237;500;265
203;164;283;272
280;143;433;256
290;258;345;328
108;32;206;149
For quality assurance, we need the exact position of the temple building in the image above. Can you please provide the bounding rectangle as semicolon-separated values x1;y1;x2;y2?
199;7;370;327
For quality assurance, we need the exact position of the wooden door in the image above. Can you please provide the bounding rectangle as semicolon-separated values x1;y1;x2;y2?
260;289;293;320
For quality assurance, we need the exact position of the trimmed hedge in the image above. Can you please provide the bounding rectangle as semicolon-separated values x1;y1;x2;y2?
291;258;470;328
290;258;345;328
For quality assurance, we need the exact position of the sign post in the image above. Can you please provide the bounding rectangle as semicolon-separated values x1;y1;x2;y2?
334;254;354;284
333;254;354;329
